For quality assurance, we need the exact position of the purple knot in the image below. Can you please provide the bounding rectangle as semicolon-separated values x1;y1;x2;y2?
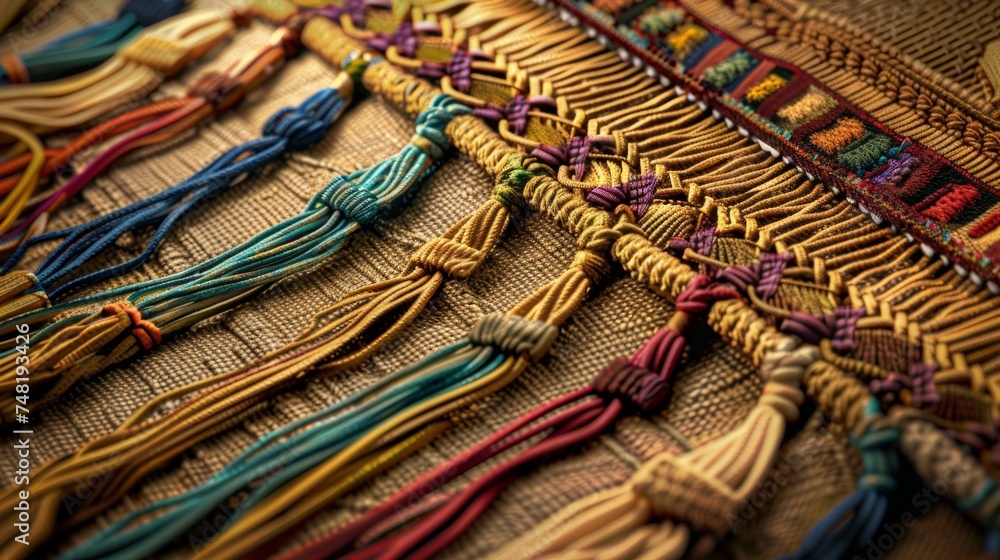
567;136;590;179
366;21;415;57
316;0;366;26
908;363;940;407
830;306;865;352
585;173;657;217
714;253;789;299
871;372;909;395
593;357;670;413
530;135;613;179
668;238;690;252
446;49;472;92
757;252;790;300
587;184;627;209
717;263;758;292
472;94;553;136
689;225;715;256
780;311;834;345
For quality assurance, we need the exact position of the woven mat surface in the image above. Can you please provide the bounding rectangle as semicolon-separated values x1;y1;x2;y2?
0;1;987;558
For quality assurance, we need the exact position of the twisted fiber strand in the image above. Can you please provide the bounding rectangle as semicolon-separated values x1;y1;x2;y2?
408;2;1000;398
466;3;1000;376
336;6;1000;554
13;5;992;560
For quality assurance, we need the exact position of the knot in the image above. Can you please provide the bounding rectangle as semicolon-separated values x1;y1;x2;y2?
410;95;470;160
910;363;941;407
316;0;366;26
187;71;243;107
468;314;559;362
632;454;740;537
262;89;342;150
531;135;613;179
408;237;483;278
472;94;554;136
492;164;532;215
593;357;670;413
830;306;865;351
675;274;741;316
717;253;789;299
756;252;790;300
572;225;617;283
366;22;416;57
758;345;816;422
323;176;379;226
103;301;161;351
853;401;900;492
445;49;473;93
780;311;834;345
870;363;940;408
586;173;657;218
566;136;591;179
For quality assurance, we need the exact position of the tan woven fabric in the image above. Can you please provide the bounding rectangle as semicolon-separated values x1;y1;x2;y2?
0;1;986;558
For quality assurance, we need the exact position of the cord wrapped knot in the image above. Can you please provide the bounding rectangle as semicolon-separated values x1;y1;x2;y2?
871;364;940;408
187;71;244;107
675;274;740;316
780;311;834;345
586;173;657;218
758;345;816;423
445;49;473;93
571;224;618;283
593;357;670;413
531;135;614;178
717;252;790;300
411;95;470;160
469;313;558;362
408;238;483;278
316;0;366;27
103;301;161;351
632;454;740;537
366;21;416;57
323;176;379;226
263;96;337;150
473;94;555;136
492;163;531;214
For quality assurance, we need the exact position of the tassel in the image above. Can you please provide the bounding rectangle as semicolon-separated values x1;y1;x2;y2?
0;93;469;418
508;333;812;559
295;327;687;560
57;223;611;560
286;275;727;560
0;0;185;85
782;398;899;560
0;92;473;556
0;155;530;560
0;25;302;251
0;8;244;136
1;46;337;305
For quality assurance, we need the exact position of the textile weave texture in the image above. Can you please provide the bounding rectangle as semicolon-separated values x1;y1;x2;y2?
0;0;993;558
